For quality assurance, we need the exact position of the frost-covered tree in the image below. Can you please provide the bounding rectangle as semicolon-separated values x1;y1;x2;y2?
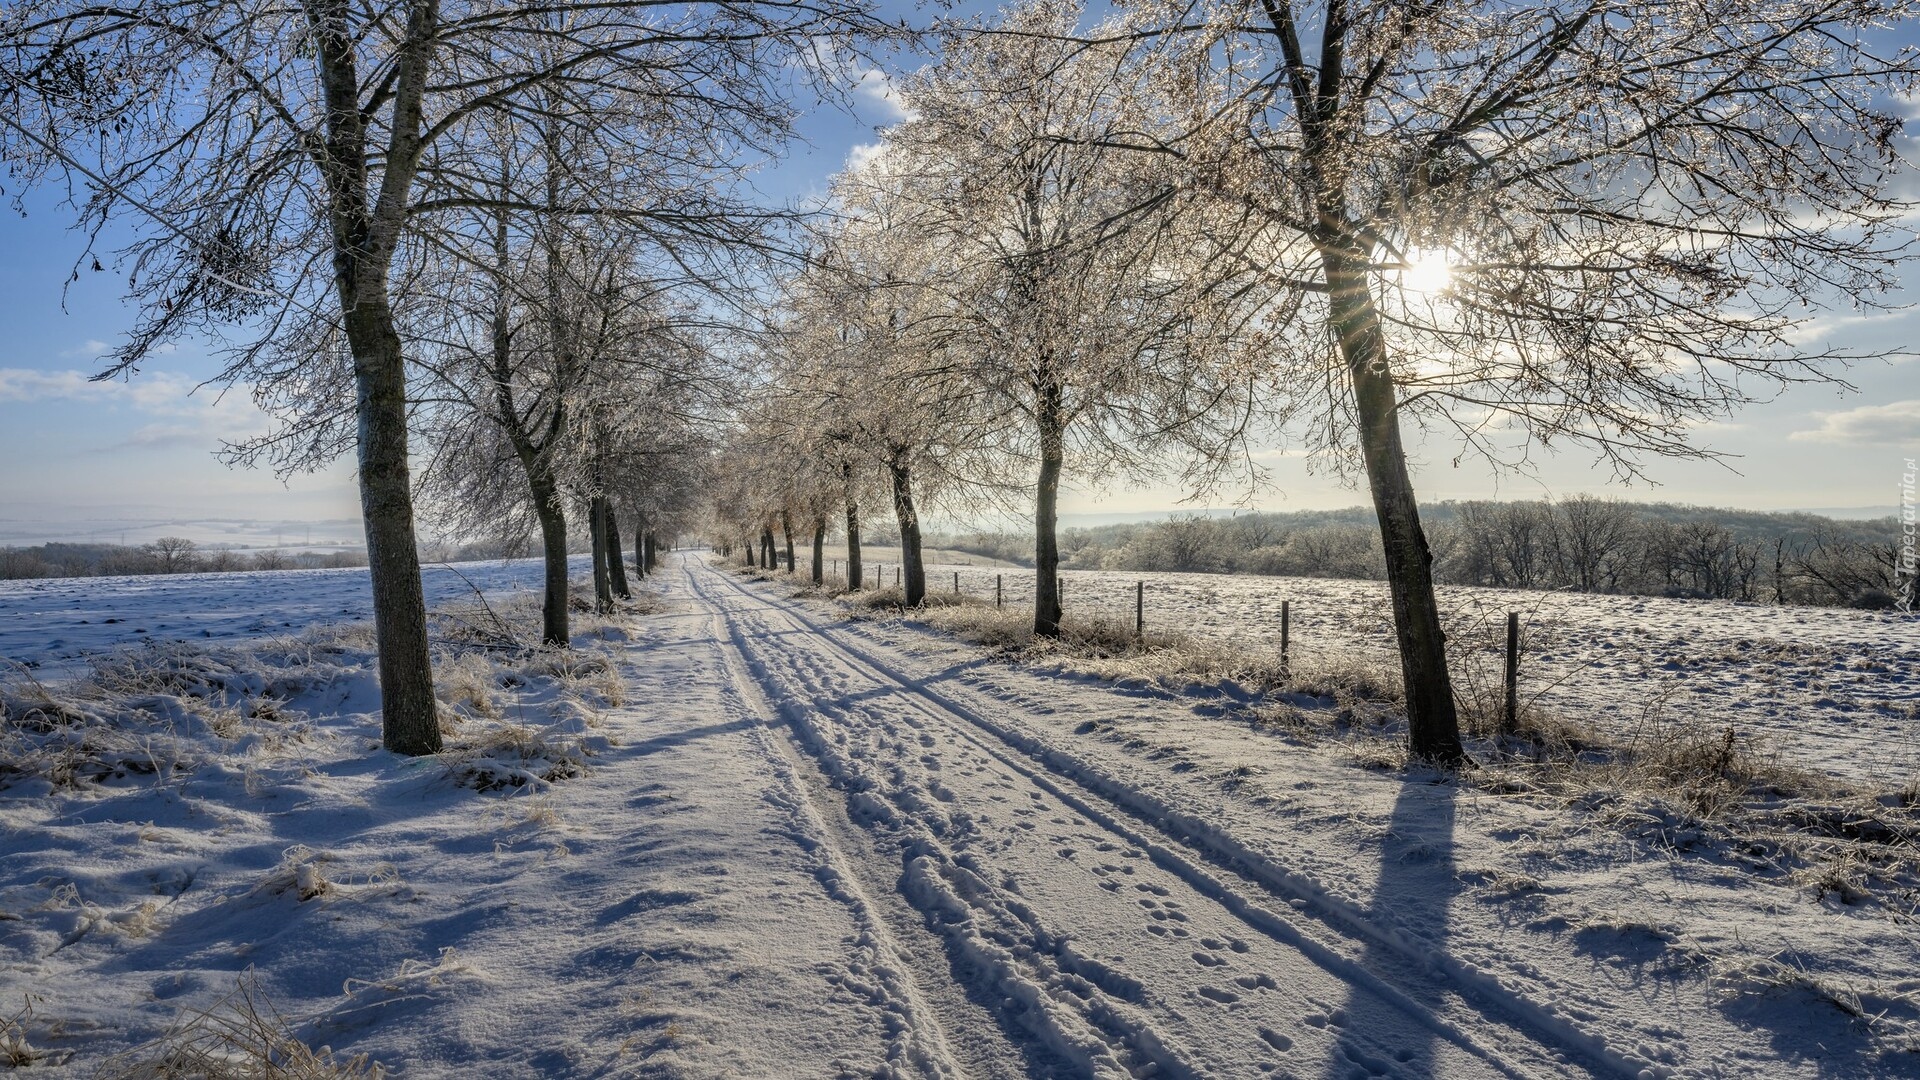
857;0;1270;633
1133;0;1920;762
414;216;721;626
772;211;1013;606
0;0;891;755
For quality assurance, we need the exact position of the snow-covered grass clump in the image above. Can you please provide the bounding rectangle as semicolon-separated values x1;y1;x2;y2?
1;585;640;800
1;637;328;792
92;977;391;1079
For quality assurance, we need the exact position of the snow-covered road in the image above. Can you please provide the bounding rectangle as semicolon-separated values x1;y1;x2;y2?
679;557;1839;1080
687;562;1599;1078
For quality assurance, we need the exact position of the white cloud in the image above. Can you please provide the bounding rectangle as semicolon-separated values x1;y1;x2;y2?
56;339;111;359
852;67;914;124
117;422;218;449
0;367;265;451
1787;399;1920;445
1782;308;1916;346
0;368;206;414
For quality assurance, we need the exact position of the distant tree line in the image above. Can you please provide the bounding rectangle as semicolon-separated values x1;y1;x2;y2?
0;539;371;580
935;498;1916;611
0;533;653;582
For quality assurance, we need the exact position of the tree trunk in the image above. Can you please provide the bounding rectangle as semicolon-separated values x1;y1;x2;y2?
634;514;646;580
529;473;571;647
603;499;631;599
1322;250;1465;766
843;462;864;590
645;531;657;571
889;445;926;606
1032;383;1066;637
781;510;796;573
479;177;568;648
744;533;756;567
761;527;775;571
589;500;613;613
311;4;440;756
341;289;442;755
811;519;826;586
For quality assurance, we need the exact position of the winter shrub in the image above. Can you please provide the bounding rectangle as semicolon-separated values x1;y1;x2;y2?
439;723;593;792
1849;589;1898;611
95;979;387;1080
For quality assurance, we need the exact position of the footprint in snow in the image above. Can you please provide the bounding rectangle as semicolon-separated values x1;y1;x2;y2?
1197;985;1240;1004
1192;950;1227;968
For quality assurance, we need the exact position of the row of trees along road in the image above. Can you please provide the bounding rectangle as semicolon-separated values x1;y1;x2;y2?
714;0;1917;766
5;0;1915;765
1;2;893;754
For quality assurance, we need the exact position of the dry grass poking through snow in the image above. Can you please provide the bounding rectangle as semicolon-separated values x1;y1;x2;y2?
0;642;317;790
429;587;640;792
0;996;69;1069
0;579;651;797
95;978;388;1079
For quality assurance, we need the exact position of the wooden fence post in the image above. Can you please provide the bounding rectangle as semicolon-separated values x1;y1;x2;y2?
1135;580;1144;638
996;574;1003;609
1503;611;1520;737
954;570;960;595
1280;600;1290;676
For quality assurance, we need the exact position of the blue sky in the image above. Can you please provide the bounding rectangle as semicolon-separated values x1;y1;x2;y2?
2;15;1917;549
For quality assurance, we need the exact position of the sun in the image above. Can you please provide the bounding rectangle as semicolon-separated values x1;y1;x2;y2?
1400;250;1454;297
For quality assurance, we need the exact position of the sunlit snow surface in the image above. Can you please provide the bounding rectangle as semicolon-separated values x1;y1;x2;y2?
911;565;1920;787
0;553;1914;1077
0;556;585;681
2;557;1916;783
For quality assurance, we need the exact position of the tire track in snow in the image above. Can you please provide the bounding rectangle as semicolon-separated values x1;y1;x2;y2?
703;563;1643;1080
686;570;973;1080
691;568;1197;1078
688;565;1060;1080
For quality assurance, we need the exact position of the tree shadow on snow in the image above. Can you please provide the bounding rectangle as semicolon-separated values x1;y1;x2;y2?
1320;776;1458;1080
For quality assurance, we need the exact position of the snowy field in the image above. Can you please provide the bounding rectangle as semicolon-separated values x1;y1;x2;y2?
0;555;600;682
887;563;1920;788
0;553;1913;1077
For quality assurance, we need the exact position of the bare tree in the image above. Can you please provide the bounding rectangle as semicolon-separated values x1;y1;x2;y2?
2;0;891;755
143;536;199;574
863;0;1270;632
1545;496;1636;594
1137;0;1919;762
